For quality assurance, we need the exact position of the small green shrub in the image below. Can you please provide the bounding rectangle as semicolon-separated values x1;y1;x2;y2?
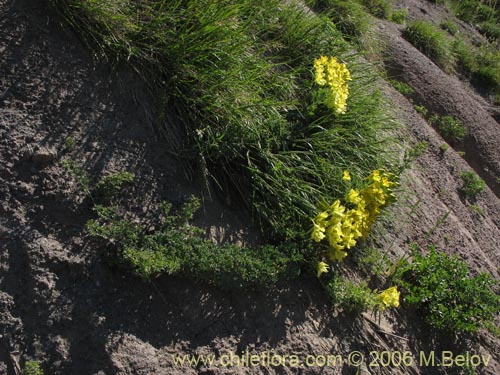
389;79;414;96
404;20;455;71
87;196;304;289
460;171;486;198
23;361;44;375
64;136;75;151
395;245;500;333
390;8;409;24
430;114;466;141
63;158;91;195
93;171;134;201
326;276;374;313
440;143;449;152
440;19;459;35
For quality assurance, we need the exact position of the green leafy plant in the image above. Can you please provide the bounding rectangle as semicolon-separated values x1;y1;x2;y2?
430;114;466;142
460;171;486;199
404;20;455;71
395;245;500;333
93;171;134;201
22;361;44;375
326;275;375;312
63;158;91;195
87;196;304;289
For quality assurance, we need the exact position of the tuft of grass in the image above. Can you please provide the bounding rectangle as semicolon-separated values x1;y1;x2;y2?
440;19;459;35
414;104;429;117
390;8;409;24
394;245;500;333
404;20;455;71
357;0;392;19
355;247;391;277
440;143;450;152
479;20;500;40
389;79;414;96
307;0;371;40
460;171;486;199
468;204;484;215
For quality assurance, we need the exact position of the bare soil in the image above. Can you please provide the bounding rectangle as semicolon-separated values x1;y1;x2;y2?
1;0;500;374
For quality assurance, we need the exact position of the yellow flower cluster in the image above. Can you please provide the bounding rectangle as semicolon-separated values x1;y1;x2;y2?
376;286;400;310
313;56;352;114
311;170;396;262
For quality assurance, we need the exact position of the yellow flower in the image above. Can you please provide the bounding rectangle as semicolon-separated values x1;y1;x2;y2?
377;286;400;310
317;261;330;278
311;223;326;242
342;170;351;181
329;200;345;217
315;211;329;227
314;56;329;85
347;189;361;205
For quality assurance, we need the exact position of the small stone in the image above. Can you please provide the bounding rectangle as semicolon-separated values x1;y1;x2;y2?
32;147;57;164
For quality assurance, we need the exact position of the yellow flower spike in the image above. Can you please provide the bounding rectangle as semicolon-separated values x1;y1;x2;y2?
342;170;351;181
317;261;330;278
377;286;400;310
313;56;351;114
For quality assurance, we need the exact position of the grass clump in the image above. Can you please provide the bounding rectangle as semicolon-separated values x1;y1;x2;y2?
414;104;429;117
440;19;459;35
389;79;414;96
52;0;396;242
460;171;486;199
357;0;392;19
404;20;455;71
307;0;371;40
395;245;500;333
390;8;409;24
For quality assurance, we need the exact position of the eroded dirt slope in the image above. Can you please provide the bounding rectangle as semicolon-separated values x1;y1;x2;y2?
1;0;500;374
